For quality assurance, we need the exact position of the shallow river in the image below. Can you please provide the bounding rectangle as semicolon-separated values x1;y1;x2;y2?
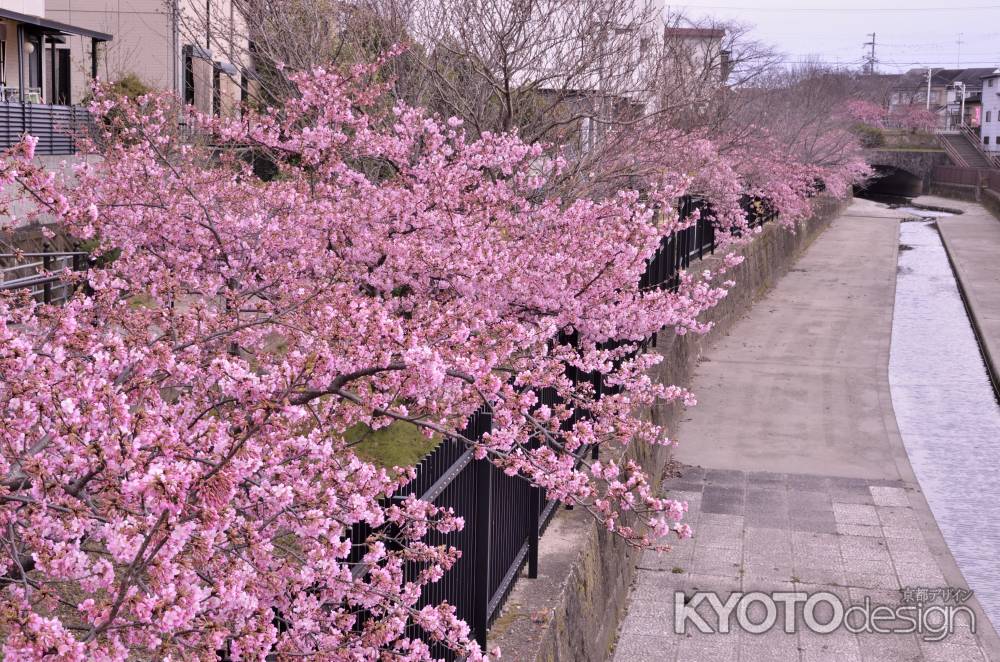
888;205;1000;630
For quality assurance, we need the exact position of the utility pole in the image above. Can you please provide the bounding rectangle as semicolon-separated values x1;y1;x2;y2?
960;82;967;127
864;32;877;75
927;68;933;110
957;33;964;68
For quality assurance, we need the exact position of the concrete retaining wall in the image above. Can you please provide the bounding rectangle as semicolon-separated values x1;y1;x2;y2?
928;181;1000;219
929;182;980;202
981;187;1000;219
488;195;851;662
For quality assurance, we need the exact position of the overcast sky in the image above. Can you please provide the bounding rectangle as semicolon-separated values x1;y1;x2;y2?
666;1;1000;73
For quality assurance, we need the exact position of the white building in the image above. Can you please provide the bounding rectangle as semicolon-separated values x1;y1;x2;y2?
980;69;1000;153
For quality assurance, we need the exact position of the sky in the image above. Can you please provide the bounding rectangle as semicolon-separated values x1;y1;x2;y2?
664;1;1000;73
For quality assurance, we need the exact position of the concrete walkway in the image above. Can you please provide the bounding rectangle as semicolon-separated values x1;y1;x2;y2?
916;195;1000;390
612;199;1000;662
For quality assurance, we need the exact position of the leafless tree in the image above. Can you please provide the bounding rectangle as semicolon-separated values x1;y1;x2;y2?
726;62;879;170
181;1;795;195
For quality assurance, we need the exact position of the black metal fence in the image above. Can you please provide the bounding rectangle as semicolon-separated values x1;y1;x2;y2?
0;103;91;155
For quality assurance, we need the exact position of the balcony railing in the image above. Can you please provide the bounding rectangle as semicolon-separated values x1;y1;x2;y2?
0;102;91;156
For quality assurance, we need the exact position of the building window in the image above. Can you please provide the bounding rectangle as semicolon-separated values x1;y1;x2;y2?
988;111;993;123
985;136;991;145
580;116;592;154
183;45;194;105
991;79;996;88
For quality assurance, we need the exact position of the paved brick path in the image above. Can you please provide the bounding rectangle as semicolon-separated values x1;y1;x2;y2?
612;199;1000;662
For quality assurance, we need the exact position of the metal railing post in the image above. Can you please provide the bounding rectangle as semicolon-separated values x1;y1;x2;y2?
72;252;84;298
471;456;493;647
42;245;52;304
527;485;540;579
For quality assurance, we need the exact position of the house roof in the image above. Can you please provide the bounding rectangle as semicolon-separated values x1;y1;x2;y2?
0;8;112;42
941;68;996;86
664;27;725;39
898;67;997;89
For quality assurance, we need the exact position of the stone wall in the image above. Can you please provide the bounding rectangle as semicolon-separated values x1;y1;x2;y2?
488;195;851;662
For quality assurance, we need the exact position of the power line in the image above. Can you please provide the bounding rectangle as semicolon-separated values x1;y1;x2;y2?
671;3;1000;11
880;58;1000;65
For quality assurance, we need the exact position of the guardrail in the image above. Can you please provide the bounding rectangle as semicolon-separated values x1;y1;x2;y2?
938;134;970;167
961;124;1000;169
0;250;92;303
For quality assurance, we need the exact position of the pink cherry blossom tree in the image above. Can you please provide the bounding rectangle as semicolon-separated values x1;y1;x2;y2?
890;105;939;133
846;99;889;127
0;57;865;660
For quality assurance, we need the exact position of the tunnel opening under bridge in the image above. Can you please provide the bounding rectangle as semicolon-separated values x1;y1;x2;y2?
858;165;924;198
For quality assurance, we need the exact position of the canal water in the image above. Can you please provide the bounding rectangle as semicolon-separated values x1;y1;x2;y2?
888;204;1000;630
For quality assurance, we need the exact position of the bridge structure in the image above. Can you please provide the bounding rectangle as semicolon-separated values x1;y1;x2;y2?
863;127;1000;197
863;147;951;197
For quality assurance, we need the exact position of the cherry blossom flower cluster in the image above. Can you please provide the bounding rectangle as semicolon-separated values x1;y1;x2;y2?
0;60;867;661
848;99;939;134
890;105;940;133
846;99;890;127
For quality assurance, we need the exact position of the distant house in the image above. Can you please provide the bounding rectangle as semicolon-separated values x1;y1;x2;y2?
662;26;730;87
656;25;728;130
0;0;110;155
980;69;1000;152
46;0;247;117
890;67;996;130
527;20;728;162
